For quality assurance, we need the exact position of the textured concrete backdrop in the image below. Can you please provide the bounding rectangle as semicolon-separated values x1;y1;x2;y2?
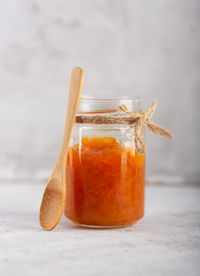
0;0;199;182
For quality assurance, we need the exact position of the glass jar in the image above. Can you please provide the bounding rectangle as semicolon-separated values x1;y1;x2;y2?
64;97;145;228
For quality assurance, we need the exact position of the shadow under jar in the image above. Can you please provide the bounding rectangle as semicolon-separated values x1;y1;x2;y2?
64;97;145;228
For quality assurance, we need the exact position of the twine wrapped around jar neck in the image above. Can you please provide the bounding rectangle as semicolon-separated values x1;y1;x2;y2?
76;100;174;154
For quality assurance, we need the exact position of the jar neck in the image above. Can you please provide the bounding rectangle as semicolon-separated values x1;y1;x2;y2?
78;97;142;114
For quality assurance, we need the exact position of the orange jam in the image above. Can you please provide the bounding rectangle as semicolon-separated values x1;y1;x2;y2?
64;137;145;227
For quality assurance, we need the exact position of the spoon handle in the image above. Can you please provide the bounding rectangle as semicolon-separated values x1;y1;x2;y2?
55;67;84;172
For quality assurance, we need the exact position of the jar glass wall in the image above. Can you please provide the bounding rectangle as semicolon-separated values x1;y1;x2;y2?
64;97;145;228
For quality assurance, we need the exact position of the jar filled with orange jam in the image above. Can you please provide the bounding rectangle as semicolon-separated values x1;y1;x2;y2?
64;97;145;228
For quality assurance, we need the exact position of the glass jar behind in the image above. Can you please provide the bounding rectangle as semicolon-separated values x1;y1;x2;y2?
64;97;145;228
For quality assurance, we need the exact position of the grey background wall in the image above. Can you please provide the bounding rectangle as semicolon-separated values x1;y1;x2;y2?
0;0;199;182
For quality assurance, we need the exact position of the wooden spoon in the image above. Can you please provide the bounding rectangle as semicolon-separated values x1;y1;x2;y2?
39;67;84;230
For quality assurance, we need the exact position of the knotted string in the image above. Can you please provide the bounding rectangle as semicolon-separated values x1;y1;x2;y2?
76;100;173;154
118;100;173;153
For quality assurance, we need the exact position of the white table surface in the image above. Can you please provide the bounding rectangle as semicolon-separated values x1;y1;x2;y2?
0;182;200;276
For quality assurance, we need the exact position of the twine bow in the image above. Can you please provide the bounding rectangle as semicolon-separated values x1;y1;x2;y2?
118;100;173;154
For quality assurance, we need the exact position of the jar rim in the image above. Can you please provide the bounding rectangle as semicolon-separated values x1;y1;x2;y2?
79;96;142;114
81;96;141;103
